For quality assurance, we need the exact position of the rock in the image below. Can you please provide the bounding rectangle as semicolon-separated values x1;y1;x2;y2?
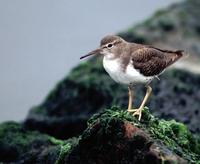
2;107;199;163
0;121;78;163
65;107;200;163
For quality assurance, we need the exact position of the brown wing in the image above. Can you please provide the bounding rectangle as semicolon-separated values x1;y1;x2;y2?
131;47;183;76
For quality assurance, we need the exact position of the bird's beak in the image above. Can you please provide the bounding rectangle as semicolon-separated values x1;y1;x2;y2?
80;48;102;59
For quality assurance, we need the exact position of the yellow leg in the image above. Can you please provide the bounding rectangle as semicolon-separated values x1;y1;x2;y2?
129;86;152;121
127;85;133;112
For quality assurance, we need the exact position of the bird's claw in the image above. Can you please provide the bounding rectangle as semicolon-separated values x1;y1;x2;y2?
127;109;137;112
128;108;143;121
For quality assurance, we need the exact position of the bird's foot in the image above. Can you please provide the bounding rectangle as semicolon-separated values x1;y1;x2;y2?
128;107;143;121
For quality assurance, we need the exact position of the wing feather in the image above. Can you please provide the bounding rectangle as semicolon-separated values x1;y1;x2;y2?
131;47;183;76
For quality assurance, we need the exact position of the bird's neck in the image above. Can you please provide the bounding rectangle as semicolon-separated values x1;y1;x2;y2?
103;51;118;60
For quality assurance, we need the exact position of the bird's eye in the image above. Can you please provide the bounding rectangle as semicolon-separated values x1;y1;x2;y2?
107;43;113;48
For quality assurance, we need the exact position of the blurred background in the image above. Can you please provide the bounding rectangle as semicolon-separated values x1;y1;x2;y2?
0;0;182;122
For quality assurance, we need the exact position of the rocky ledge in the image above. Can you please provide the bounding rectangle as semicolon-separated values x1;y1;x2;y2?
1;107;199;163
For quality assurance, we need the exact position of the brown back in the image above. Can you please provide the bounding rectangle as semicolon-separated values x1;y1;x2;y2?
131;46;184;76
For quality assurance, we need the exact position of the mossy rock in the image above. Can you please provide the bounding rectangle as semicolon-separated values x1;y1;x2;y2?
1;108;199;163
64;107;200;163
0;121;78;163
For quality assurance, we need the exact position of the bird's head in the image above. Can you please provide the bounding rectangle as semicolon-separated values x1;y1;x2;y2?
80;35;124;60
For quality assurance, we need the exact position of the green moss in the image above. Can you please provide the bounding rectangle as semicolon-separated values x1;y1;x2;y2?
88;107;200;163
0;121;51;162
143;18;156;30
157;17;175;32
0;121;80;163
141;109;200;163
154;9;166;17
87;106;135;127
50;136;79;164
177;10;187;20
55;143;71;164
0;121;42;153
30;106;47;115
0;121;20;136
50;137;65;145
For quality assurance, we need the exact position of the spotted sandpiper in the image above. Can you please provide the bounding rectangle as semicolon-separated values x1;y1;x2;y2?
80;35;184;121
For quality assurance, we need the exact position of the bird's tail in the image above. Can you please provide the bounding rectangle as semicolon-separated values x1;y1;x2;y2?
174;50;184;56
174;50;189;58
166;50;189;67
173;50;184;60
149;46;189;65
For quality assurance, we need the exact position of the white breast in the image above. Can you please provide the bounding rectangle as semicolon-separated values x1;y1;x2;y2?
103;56;153;85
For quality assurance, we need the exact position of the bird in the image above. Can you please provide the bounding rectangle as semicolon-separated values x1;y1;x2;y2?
80;35;184;121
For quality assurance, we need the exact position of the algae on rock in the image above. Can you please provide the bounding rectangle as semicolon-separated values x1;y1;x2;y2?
0;121;78;163
65;107;200;163
1;107;200;163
